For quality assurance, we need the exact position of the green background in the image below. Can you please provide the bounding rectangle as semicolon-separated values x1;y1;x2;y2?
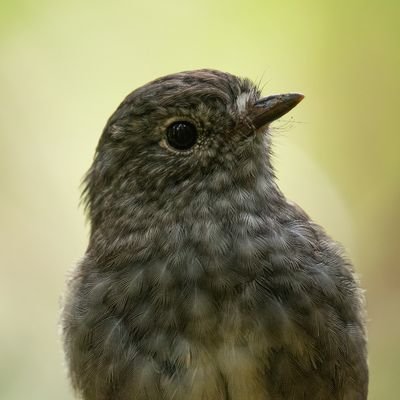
1;0;399;398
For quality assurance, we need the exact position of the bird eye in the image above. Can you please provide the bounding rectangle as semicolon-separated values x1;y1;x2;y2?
166;121;198;150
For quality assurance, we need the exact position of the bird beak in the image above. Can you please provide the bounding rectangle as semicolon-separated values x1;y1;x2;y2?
249;93;304;130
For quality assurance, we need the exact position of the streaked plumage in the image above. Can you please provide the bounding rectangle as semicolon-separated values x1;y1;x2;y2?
62;70;368;399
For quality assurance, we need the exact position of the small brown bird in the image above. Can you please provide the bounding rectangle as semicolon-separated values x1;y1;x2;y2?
62;69;368;400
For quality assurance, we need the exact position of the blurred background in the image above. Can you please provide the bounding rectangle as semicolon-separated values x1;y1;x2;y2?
0;0;399;398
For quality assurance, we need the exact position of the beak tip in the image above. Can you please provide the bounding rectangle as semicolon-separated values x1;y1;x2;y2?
294;93;305;103
296;93;305;101
284;92;305;106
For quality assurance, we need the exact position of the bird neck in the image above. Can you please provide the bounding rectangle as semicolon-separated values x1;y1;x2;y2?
87;157;284;266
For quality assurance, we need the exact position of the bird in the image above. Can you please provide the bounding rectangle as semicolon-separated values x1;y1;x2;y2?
62;69;368;400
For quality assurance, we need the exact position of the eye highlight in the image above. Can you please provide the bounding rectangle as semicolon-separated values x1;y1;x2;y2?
166;121;198;150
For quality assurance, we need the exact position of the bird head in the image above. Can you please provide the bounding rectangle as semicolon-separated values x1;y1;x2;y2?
83;70;303;238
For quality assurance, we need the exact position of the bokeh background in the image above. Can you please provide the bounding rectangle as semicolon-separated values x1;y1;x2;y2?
1;0;399;398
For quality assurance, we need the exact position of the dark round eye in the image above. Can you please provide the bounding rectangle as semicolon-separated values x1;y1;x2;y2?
166;121;198;150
